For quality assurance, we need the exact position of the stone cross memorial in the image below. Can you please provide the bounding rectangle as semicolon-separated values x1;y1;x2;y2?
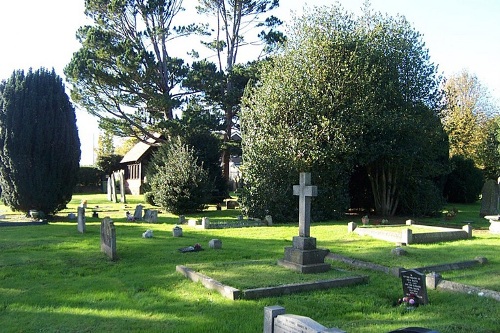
278;172;330;274
100;217;117;261
293;173;318;237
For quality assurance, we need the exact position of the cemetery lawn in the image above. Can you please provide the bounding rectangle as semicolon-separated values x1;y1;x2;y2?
0;195;498;333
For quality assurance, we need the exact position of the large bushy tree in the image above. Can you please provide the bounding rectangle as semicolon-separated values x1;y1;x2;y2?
441;70;496;166
65;0;207;142
195;0;284;180
241;4;448;220
0;68;81;214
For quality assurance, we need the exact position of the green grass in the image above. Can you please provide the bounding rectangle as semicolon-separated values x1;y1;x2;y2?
0;195;498;332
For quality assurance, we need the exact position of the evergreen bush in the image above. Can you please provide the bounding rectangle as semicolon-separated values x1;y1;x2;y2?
444;155;483;203
146;137;211;214
0;68;80;214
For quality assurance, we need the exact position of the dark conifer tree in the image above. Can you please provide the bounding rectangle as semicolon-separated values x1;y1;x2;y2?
0;68;81;214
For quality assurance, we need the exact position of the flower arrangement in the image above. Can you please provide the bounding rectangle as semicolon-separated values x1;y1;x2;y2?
397;293;419;309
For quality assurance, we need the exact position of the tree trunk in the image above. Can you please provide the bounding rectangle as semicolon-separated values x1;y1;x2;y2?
367;164;399;216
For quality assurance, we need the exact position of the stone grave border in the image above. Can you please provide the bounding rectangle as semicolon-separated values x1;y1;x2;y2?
176;264;368;301
348;221;472;245
327;253;500;302
186;218;267;229
0;220;48;227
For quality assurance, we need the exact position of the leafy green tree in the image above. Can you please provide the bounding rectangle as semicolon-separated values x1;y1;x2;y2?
95;128;115;160
478;117;500;179
0;68;80;214
241;4;448;220
195;0;284;180
96;154;123;176
146;137;211;214
441;70;495;166
65;0;206;142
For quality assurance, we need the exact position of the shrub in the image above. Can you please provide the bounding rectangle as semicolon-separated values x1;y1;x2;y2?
444;155;483;203
146;137;212;215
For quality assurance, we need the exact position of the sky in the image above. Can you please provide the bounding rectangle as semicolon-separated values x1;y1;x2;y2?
1;0;499;165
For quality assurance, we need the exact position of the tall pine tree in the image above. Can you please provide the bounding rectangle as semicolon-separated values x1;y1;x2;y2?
0;68;81;214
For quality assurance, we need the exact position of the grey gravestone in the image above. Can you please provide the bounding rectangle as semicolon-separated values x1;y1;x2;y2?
179;215;186;224
278;173;330;274
133;204;143;220
264;306;346;333
401;269;428;305
209;239;222;249
100;217;117;260
142;229;153;238
77;207;86;233
480;179;499;217
144;209;158;223
172;226;183;237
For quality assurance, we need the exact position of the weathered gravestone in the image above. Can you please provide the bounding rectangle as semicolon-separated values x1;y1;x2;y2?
278;172;330;274
401;269;428;305
143;209;158;223
100;217;117;260
264;305;346;333
209;239;222;249
133;204;143;220
479;179;499;217
77;206;86;233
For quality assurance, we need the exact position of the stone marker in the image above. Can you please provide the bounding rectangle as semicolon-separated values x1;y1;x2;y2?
278;172;330;274
179;215;186;224
133;204;143;220
265;215;273;226
226;200;239;209
100;217;117;260
202;217;210;229
479;179;499;217
144;209;158;223
173;226;183;237
77;206;86;233
142;229;153;238
264;305;346;333
209;239;222;249
401;269;428;305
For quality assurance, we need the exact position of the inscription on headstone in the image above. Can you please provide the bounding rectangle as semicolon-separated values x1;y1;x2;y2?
100;217;117;261
264;306;346;333
77;206;86;233
401;269;428;305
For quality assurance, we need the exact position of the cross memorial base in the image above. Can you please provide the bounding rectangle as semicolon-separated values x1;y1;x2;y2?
278;236;331;274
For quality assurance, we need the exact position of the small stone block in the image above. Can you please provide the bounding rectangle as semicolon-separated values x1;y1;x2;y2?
209;239;222;249
347;221;357;233
292;236;316;250
263;306;286;333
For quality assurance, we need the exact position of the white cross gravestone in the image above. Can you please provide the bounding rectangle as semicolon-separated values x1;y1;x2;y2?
293;172;318;238
278;172;330;274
